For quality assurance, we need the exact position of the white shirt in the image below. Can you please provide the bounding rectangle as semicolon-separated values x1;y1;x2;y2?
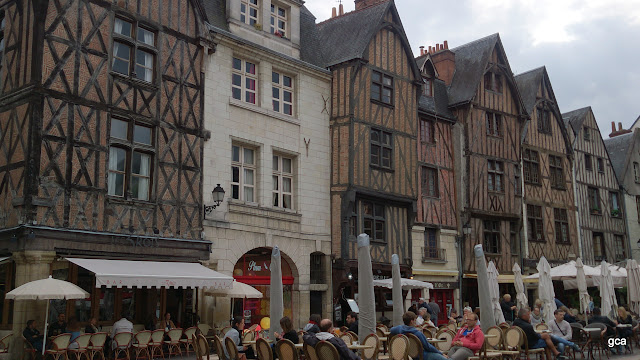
111;318;134;349
416;317;425;326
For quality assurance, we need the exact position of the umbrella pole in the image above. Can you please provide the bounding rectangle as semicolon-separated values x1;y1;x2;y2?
42;299;50;356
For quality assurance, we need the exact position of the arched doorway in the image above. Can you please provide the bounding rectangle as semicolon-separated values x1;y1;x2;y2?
232;248;295;326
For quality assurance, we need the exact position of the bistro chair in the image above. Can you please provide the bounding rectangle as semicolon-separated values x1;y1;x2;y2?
315;341;340;360
22;335;37;360
421;328;433;339
485;326;504;351
132;331;152;360
361;333;380;360
514;327;546;360
447;323;457;332
275;338;297;360
256;338;273;360
87;332;108;360
500;327;523;360
433;329;454;352
195;334;210;360
180;327;198;355
68;333;93;360
148;330;165;360
224;337;241;360
164;328;183;357
535;323;549;331
212;336;228;360
583;324;608;360
297;331;304;344
388;334;409;360
302;342;318;360
469;340;502;360
0;333;12;353
405;333;423;360
347;331;358;342
45;333;71;360
376;327;388;354
112;332;133;360
339;333;352;345
197;324;212;337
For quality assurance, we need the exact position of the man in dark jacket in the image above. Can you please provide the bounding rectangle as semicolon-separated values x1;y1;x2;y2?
48;313;67;337
513;308;564;359
23;320;43;352
588;307;618;336
346;312;359;334
500;294;517;322
303;319;360;360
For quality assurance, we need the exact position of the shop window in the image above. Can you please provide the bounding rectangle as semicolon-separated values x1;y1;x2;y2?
588;187;600;215
50;266;69;324
523;149;540;184
554;208;570;244
0;261;13;326
487;160;504;192
362;200;385;243
537;107;551;134
270;3;287;37
614;235;626;262
486;112;502;137
272;154;294;209
121;288;136;320
240;0;259;25
74;267;93;323
610;192;622;217
232;144;256;202
370;128;392;169
483;220;500;254
527;204;544;242
421;166;439;198
232;57;257;104
371;70;393;105
349;203;358;239
272;71;293;115
420;119;435;143
549;155;565;189
585;154;592;171
108;118;154;201
112;18;156;83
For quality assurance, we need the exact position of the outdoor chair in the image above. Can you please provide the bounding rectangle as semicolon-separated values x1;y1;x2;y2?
339;326;349;334
22;335;37;360
195;334;210;360
447;323;457;332
0;333;12;353
255;338;272;360
197;324;212;337
361;333;380;360
68;333;93;360
315;341;340;360
224;336;241;360
112;332;133;360
433;329;454;352
45;333;71;360
242;329;256;354
275;338;297;360
220;327;231;337
297;331;304;344
485;326;504;351
500;327;523;360
347;331;358;342
405;333;423;360
132;331;152;360
469;340;503;360
180;327;198;355
339;333;352;345
87;332;108;360
514;327;547;360
583;324;608;360
421;328;433;339
148;330;165;360
163;328;183;358
376;327;388;354
535;323;549;331
212;336;227;360
302;342;318;360
388;334;409;360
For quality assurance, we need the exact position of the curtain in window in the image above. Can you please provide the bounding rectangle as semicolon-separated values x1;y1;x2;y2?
108;147;120;195
141;29;154;45
133;152;150;201
136;50;153;82
114;18;124;34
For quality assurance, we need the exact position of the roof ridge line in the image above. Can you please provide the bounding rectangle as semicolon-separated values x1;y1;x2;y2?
515;66;545;77
317;1;389;26
451;33;499;51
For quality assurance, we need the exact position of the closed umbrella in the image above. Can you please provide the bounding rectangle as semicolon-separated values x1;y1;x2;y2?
474;244;495;331
487;261;506;324
391;254;403;327
513;263;528;310
269;246;283;340
600;260;618;320
6;276;90;355
537;256;557;324
357;234;376;340
626;259;640;315
576;258;590;322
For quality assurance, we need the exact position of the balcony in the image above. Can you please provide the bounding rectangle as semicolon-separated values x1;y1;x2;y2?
422;247;447;263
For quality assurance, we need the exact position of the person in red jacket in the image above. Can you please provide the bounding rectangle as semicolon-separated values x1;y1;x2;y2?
447;313;485;360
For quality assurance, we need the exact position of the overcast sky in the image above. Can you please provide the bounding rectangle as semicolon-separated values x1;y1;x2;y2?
304;0;640;137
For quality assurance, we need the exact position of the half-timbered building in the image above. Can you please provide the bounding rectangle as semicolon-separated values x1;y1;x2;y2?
515;67;579;273
431;34;527;306
316;0;421;321
563;107;628;264
0;0;214;344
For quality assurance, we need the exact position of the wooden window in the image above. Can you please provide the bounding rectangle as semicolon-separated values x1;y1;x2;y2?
362;201;385;243
610;192;622;217
510;221;519;255
523;149;540;184
549;155;565;189
422;77;432;97
420;119;435;143
485;112;502;137
272;154;293;209
588;187;600;215
597;158;604;173
634;162;640;183
112;18;156;83
108;118;154;201
585;154;592;171
593;233;605;261
349;204;358;238
554;208;570;244
240;0;259;26
636;196;640;222
514;164;522;196
583;126;590;141
614;235;626;262
527;204;544;242
270;4;287;37
272;71;293;115
484;71;503;93
421;166;439;198
423;228;438;259
232;57;257;104
371;70;393;105
488;160;504;192
537;108;552;134
231;144;256;202
370;128;392;169
483;220;500;254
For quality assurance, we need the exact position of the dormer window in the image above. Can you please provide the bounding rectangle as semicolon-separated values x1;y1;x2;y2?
270;4;287;38
484;71;502;93
241;0;259;26
422;77;432;97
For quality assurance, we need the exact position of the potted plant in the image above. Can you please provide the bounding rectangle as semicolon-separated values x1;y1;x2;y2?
254;23;262;30
611;209;620;217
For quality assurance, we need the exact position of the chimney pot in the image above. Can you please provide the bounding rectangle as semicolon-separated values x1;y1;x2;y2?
436;44;440;51
339;4;344;15
612;122;616;133
444;40;448;49
618;122;623;131
420;46;424;56
332;7;337;17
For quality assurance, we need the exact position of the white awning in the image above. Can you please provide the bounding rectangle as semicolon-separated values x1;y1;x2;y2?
66;258;233;289
0;257;11;265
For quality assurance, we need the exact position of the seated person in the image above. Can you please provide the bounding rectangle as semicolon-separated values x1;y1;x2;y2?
463;307;480;327
85;317;99;333
560;306;577;323
67;317;81;350
448;313;484;360
303;314;321;334
48;313;67;337
274;316;299;343
23;320;44;352
416;308;427;326
111;312;134;350
588;307;617;337
346;312;358;334
223;316;255;359
390;311;446;360
449;309;463;325
549;309;581;356
303;319;360;360
513;308;564;359
530;307;543;325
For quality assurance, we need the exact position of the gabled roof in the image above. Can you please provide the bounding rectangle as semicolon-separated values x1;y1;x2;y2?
562;107;592;136
418;79;455;121
514;66;544;115
448;34;499;106
631;115;640;129
604;131;635;181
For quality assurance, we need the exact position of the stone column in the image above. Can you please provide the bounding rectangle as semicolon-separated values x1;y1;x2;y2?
10;250;56;360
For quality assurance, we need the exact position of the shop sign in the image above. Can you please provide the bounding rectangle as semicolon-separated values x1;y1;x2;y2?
248;260;270;272
373;275;389;280
111;235;159;248
432;281;458;289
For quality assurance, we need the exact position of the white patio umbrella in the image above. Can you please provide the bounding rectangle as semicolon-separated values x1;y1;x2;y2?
357;234;376;340
372;278;434;290
526;260;601;280
474;244;495;331
391;254;403;327
600;260;618;320
205;280;263;323
487;261;506;325
626;259;640;315
6;276;90;355
512;263;528;310
269;246;283;340
576;258;590;322
537;256;557;324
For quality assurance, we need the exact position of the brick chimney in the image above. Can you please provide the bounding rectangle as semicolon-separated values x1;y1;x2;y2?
355;0;389;11
609;121;632;138
430;41;455;86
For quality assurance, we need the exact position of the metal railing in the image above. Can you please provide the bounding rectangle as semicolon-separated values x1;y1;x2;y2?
422;247;446;262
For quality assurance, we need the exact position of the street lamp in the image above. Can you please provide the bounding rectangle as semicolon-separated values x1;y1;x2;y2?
462;222;472;236
204;184;225;215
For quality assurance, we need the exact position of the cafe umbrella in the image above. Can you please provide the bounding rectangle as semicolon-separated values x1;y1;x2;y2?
513;263;528;310
269;246;284;340
391;254;403;327
6;276;90;355
357;233;376;340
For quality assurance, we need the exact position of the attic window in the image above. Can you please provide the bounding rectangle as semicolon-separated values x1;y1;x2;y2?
422;77;433;97
537;107;551;134
583;126;590;141
484;71;503;93
371;70;393;105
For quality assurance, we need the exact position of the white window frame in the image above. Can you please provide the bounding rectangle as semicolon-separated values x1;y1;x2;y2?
232;57;258;104
240;0;259;26
270;3;287;37
272;154;294;209
272;71;294;116
231;144;257;203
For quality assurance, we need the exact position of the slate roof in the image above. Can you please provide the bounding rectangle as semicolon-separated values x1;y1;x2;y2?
447;34;499;106
202;0;228;31
604;132;634;180
418;79;455;121
299;6;326;68
562;107;591;135
514;67;544;115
